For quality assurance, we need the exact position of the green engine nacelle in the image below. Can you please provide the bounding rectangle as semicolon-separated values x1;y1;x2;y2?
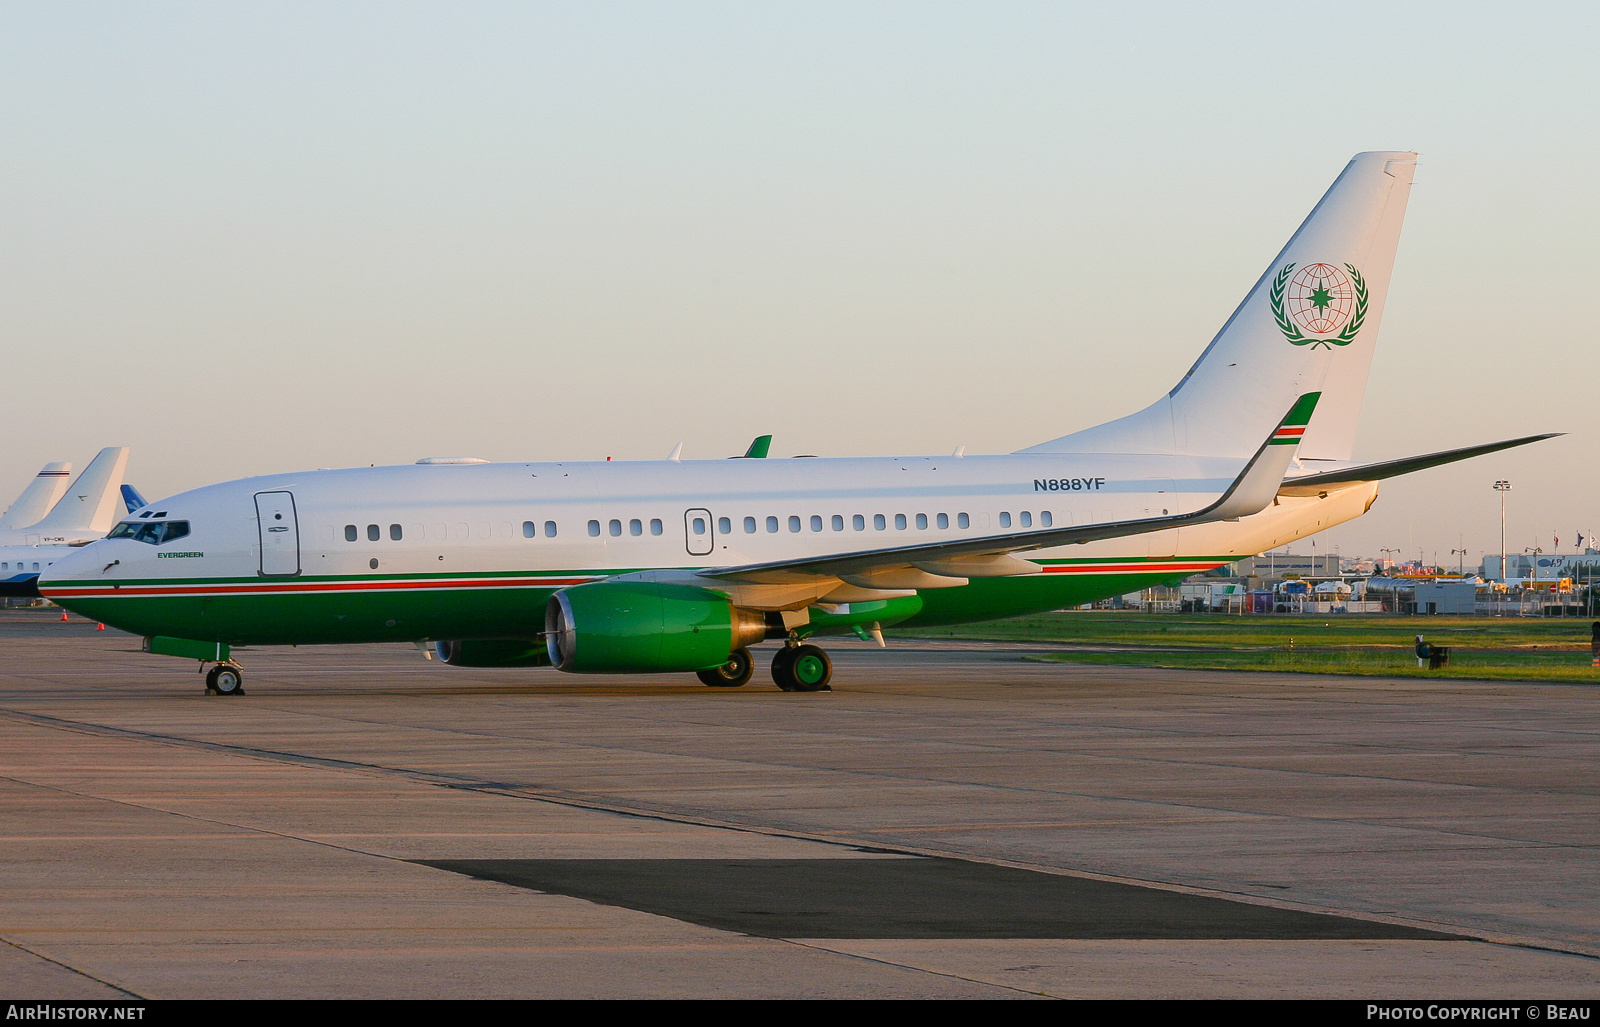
546;581;766;673
433;639;552;667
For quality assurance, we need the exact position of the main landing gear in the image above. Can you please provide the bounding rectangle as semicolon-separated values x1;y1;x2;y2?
771;642;831;692
697;647;755;687
204;663;245;696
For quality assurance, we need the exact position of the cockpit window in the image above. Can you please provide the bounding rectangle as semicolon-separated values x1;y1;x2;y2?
108;520;191;545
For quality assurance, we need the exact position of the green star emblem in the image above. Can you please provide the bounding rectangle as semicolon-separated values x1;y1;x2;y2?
1269;262;1369;350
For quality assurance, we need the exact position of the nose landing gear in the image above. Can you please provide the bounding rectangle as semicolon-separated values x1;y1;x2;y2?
772;642;831;692
204;663;245;696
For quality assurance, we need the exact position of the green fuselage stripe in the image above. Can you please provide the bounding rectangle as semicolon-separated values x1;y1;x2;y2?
46;557;1233;646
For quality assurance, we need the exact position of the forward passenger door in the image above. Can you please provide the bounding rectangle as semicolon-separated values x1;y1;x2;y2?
255;491;301;577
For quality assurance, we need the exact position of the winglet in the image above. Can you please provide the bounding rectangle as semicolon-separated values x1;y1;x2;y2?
729;435;772;459
1205;393;1321;520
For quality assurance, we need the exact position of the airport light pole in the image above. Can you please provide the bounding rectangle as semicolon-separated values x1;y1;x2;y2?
1452;547;1468;576
1494;481;1512;583
1380;548;1401;614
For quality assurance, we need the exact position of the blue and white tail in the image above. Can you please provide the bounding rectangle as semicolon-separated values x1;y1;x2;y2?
1020;151;1417;461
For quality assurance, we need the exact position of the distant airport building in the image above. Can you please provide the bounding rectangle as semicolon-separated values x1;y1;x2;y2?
1483;553;1600;581
1413;581;1479;615
1221;554;1342;578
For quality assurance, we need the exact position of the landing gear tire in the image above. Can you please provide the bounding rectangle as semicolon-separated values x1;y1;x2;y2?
205;664;245;696
772;644;831;692
697;647;754;687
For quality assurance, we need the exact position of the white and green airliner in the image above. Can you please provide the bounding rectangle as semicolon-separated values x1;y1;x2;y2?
39;152;1552;695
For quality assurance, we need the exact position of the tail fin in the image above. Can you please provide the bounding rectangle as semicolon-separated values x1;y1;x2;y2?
30;447;130;534
0;462;72;530
1019;151;1416;460
121;484;150;514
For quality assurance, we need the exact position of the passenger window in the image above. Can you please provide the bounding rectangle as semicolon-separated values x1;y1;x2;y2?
1020;511;1032;527
523;521;536;538
718;517;731;534
609;519;622;537
873;514;886;530
1041;511;1052;527
999;512;1012;528
957;512;970;528
345;525;358;542
788;516;800;533
588;520;601;537
852;514;865;531
367;524;380;541
649;519;662;536
810;515;822;532
630;519;643;536
832;515;844;531
766;516;778;533
916;513;927;529
545;521;558;537
390;524;402;540
936;513;949;529
894;514;906;530
744;517;756;533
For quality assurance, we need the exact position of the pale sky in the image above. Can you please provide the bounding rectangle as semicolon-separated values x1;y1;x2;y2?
2;1;1595;563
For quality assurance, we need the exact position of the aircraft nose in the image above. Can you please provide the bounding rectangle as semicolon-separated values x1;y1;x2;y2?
37;542;106;586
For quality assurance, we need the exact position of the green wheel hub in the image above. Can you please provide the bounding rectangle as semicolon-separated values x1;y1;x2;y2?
783;644;832;692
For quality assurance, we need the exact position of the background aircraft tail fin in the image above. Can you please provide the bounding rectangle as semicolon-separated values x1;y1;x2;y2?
121;484;149;514
1019;151;1416;460
30;447;130;535
0;462;72;530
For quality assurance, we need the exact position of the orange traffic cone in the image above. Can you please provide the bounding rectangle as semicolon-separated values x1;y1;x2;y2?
59;611;68;621
96;623;105;631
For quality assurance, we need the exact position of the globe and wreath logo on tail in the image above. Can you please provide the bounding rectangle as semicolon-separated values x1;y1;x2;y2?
1270;262;1368;349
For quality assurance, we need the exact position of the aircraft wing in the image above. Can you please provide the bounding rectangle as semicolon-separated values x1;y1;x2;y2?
699;394;1319;586
1276;433;1559;497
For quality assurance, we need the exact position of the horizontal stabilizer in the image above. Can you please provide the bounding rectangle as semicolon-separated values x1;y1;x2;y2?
1277;433;1559;496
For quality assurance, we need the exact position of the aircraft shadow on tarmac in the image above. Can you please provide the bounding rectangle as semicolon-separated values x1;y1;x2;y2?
420;857;1463;941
